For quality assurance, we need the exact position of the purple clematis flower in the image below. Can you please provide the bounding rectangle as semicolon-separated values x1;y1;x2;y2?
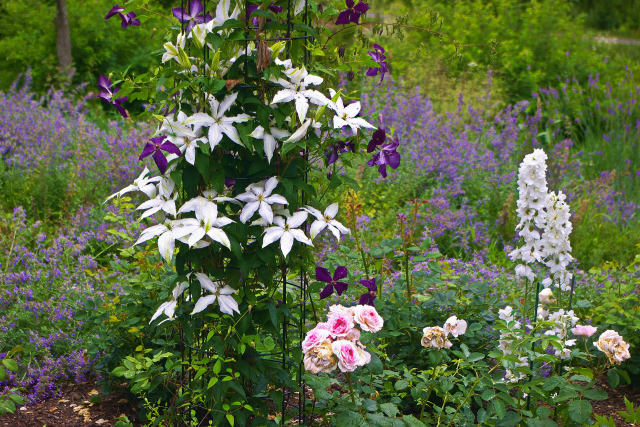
105;4;140;28
335;0;369;25
358;278;377;305
367;137;400;178
317;266;349;299
247;3;282;27
325;139;355;165
172;0;212;33
97;75;128;118
139;136;182;174
366;44;389;82
367;128;386;153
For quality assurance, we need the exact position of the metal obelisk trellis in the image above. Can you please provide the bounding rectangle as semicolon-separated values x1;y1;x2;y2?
176;0;314;424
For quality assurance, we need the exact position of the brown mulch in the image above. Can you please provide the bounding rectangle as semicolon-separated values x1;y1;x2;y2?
0;380;140;427
592;376;640;426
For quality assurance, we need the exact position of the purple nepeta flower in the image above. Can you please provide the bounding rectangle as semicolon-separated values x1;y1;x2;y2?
335;0;369;25
317;266;349;299
172;0;212;33
97;75;128;118
325;139;355;165
105;4;140;28
366;44;389;82
367;137;400;178
139;136;181;174
358;278;376;305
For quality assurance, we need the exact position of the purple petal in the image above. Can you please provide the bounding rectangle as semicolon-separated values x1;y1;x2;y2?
335;10;351;25
334;281;348;295
189;0;204;17
367;153;380;167
105;4;124;20
152;150;168;174
359;293;375;306
139;143;155;160
114;102;129;118
345;0;355;8
120;13;131;28
319;284;334;299
126;12;140;26
366;67;379;77
387;151;401;169
269;3;283;13
315;267;332;283
204;12;213;23
172;7;189;22
97;75;112;91
333;266;348;281
360;278;376;291
160;141;182;156
373;43;384;53
354;1;369;14
378;164;388;178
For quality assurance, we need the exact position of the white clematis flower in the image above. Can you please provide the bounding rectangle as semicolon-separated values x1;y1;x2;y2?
162;32;187;64
236;177;288;224
106;167;160;201
249;125;291;163
271;66;330;123
178;189;239;216
186;92;250;148
262;211;313;257
328;89;376;134
191;273;240;316
303;203;350;240
207;0;241;31
180;203;233;249
283;118;321;144
150;282;188;324
134;220;192;263
137;177;177;219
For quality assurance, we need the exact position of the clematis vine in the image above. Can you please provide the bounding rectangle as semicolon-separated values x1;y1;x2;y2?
317;266;349;299
236;177;288;224
180;202;233;249
249;125;291;163
105;4;140;28
335;0;369;25
262;211;312;257
97;75;128;118
186;92;250;148
328;90;376;134
367;137;401;178
358;278;377;305
139;136;182;174
271;66;330;123
106;167;159;201
149;283;188;324
303;203;349;240
172;0;212;33
134;220;192;263
191;273;240;316
366;44;389;82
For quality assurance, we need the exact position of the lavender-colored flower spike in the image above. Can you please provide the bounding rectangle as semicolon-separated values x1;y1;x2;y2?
335;0;369;25
139;136;182;174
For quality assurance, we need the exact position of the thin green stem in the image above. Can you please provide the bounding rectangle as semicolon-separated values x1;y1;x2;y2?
346;372;356;405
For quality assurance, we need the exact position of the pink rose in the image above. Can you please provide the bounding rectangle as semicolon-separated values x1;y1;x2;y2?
327;311;355;338
571;324;597;338
314;322;331;331
353;305;384;333
344;327;361;342
302;327;332;353
331;339;360;372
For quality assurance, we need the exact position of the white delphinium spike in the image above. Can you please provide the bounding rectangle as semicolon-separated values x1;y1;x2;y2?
541;191;574;291
236;177;288;224
186;92;250;148
137;177;178;219
262;211;313;257
150;282;188;324
249;125;291;163
106;167;160;201
191;273;239;316
509;149;549;282
303;203;350;240
271;66;330;123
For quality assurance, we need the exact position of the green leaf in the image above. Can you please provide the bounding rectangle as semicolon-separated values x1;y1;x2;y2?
493;399;506;419
568;400;593;424
1;359;18;372
335;410;366;426
497;411;521;427
583;388;608;401
402;414;427;426
394;379;410;391
226;413;234;426
380;402;399;418
607;368;620;388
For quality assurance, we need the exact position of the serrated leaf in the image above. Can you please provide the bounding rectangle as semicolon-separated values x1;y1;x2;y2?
380;402;399;418
568;400;592;424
